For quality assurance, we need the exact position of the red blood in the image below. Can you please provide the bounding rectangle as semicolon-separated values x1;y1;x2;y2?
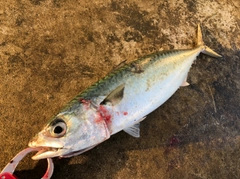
164;136;180;155
79;98;89;104
169;137;180;147
79;98;91;109
123;112;128;115
95;113;104;123
99;105;112;124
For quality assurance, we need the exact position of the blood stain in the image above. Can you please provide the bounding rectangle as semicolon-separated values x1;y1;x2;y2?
99;106;112;124
123;112;128;115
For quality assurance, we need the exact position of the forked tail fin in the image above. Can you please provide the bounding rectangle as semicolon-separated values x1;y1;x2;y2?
197;24;222;58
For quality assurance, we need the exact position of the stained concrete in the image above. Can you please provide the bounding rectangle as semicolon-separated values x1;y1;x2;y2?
0;0;239;178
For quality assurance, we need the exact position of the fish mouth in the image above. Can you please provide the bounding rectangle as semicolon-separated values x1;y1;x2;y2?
31;146;69;160
31;144;99;160
28;135;66;160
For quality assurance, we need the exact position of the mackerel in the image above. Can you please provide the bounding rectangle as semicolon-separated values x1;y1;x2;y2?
29;25;221;159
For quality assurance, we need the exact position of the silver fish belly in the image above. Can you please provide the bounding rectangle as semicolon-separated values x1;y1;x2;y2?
29;25;221;160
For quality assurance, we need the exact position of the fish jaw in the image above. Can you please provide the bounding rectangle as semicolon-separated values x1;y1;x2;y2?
30;147;65;160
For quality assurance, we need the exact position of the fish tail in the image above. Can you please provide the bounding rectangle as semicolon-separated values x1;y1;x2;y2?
196;24;222;58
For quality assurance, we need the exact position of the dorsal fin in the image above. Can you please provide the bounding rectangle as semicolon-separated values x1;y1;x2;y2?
112;60;127;71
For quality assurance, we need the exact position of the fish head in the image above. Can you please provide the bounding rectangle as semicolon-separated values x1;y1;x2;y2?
29;104;111;160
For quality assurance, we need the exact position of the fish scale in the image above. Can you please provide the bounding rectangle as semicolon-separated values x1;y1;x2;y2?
29;25;222;160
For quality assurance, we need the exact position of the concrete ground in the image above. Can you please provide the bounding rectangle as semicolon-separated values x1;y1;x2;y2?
0;0;239;178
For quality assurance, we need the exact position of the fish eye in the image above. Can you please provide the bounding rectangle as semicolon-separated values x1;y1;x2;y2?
49;118;67;138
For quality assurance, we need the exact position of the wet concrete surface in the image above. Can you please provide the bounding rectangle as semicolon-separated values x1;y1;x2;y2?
0;0;239;178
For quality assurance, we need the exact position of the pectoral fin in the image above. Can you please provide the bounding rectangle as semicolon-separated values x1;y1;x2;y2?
100;84;125;106
123;116;146;138
124;123;140;138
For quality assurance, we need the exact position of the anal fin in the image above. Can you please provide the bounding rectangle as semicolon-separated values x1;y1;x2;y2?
181;77;190;87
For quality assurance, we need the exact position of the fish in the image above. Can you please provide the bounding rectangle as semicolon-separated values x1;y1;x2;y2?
29;25;221;160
